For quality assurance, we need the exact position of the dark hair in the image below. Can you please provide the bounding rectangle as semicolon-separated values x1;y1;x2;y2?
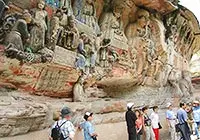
142;106;148;112
135;109;141;117
56;9;63;14
83;113;93;121
180;102;186;107
153;106;158;111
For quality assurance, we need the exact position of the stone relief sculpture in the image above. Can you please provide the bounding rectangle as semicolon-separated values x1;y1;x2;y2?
179;71;193;96
99;38;111;67
62;15;79;50
75;32;87;72
73;0;100;33
4;10;31;61
0;0;198;101
126;9;153;77
59;0;73;16
30;0;49;53
99;2;127;43
73;75;85;102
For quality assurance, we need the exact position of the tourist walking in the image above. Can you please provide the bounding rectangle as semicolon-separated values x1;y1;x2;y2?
177;102;191;140
150;106;160;140
135;109;144;140
166;102;177;140
80;112;98;140
51;107;75;140
125;103;137;140
193;100;200;139
142;106;155;140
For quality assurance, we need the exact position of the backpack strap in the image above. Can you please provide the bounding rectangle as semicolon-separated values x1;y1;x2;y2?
57;121;67;128
57;121;70;140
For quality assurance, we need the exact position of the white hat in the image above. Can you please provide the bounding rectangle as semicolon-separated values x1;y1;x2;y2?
166;102;172;108
127;103;134;109
193;100;199;104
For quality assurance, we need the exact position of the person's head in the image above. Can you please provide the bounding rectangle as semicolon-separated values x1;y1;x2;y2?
53;111;61;121
55;9;63;20
193;100;200;107
38;0;45;10
68;15;75;27
135;109;141;118
84;112;93;121
142;106;148;114
61;107;72;120
127;102;134;111
61;6;68;14
153;106;158;113
179;102;186;109
22;10;32;24
166;102;172;110
137;9;150;27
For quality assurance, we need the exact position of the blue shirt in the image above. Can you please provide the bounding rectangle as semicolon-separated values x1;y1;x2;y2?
166;110;176;120
81;121;95;140
177;108;188;124
193;106;200;122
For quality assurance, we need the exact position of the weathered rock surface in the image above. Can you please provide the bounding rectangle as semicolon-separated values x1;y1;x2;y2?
0;93;51;137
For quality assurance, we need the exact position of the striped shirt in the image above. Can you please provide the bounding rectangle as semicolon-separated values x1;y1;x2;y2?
51;119;75;139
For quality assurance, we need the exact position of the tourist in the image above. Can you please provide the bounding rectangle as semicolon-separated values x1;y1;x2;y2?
51;107;75;140
185;102;194;134
80;112;98;140
177;102;191;140
142;106;155;140
150;106;160;140
193;100;200;139
125;102;137;140
135;109;144;140
165;102;177;140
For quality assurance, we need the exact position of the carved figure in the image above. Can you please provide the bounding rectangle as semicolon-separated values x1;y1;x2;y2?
126;9;151;44
179;71;193;96
75;32;87;71
126;9;155;77
50;9;68;50
60;0;73;16
168;68;183;96
73;75;85;102
99;3;127;43
99;38;111;67
30;0;49;53
0;13;18;43
95;33;103;65
74;0;99;33
5;10;31;57
0;0;9;21
3;11;49;63
62;16;79;50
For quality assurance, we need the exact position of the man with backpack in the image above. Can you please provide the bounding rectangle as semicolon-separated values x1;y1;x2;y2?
51;107;75;140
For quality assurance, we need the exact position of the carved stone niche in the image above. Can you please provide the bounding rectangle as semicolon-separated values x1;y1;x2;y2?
164;7;199;59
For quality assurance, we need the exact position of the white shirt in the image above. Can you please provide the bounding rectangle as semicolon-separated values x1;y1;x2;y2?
51;119;75;139
150;112;159;129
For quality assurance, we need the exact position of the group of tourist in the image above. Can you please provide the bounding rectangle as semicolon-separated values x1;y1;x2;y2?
125;100;200;140
125;103;160;140
49;100;200;140
50;107;97;140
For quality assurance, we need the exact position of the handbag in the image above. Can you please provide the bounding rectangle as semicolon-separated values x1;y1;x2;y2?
158;122;162;129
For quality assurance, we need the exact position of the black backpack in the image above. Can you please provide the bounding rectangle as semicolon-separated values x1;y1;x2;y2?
51;121;67;140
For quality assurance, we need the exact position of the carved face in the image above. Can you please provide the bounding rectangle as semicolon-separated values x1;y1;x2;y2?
38;1;45;10
138;16;149;27
86;0;93;4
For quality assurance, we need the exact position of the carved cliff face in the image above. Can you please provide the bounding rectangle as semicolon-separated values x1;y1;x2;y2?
0;0;199;98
